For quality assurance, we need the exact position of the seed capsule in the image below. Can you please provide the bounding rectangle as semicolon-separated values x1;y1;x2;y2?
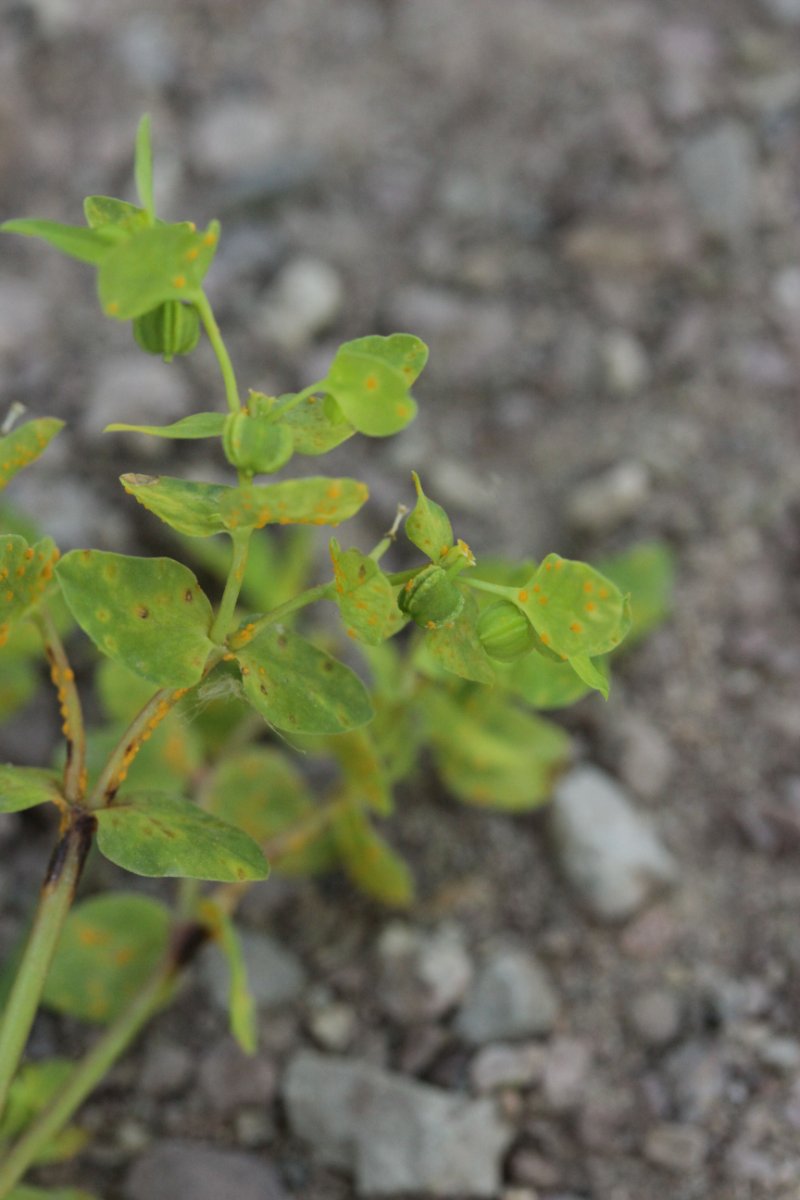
477;600;536;661
222;403;294;475
398;564;464;629
133;301;200;362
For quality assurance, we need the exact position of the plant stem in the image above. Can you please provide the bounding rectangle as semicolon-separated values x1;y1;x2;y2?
35;607;86;805
87;648;225;809
0;814;95;1125
210;529;252;644
0;960;175;1199
228;581;333;649
463;577;514;600
194;291;240;415
368;503;409;563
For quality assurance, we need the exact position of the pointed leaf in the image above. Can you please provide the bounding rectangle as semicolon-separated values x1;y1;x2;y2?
98;221;219;320
405;472;453;561
42;894;171;1024
426;590;495;684
0;1059;74;1139
519;553;629;660
426;689;569;810
567;652;610;699
56;550;214;687
0;418;64;492
106;412;227;440
207;747;334;875
0;765;62;813
135;113;155;219
324;349;417;436
0;536;59;646
200;901;257;1053
331;802;414;907
84;194;149;233
120;473;229;537
279;392;354;455
329;539;404;645
220;476;369;532
499;652;594;710
236;626;373;735
340;333;428;387
96;793;269;881
321;728;392;815
0;218;115;264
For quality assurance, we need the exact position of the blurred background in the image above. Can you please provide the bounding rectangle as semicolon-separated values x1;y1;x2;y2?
2;1;800;1197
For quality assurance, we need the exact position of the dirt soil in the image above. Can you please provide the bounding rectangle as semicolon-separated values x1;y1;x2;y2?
2;1;800;1198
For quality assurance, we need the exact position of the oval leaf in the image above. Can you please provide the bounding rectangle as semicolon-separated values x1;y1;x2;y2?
340;333;428;387
96;794;269;882
120;474;229;538
329;539;404;645
236;626;373;735
42;894;171;1024
0;765;62;814
279;393;354;456
0;418;64;492
324;349;417;436
0;536;59;646
426;590;495;684
331;802;414;908
98;221;219;320
519;554;628;661
220;477;369;532
56;550;214;687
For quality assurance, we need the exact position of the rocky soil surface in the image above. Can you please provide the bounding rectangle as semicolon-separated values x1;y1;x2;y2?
2;1;800;1197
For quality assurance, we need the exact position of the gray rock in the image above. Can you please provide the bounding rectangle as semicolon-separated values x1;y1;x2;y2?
760;0;800;22
618;716;674;804
678;121;757;242
455;947;559;1044
601;331;650;397
0;279;49;359
377;922;474;1023
470;1042;545;1093
197;1038;277;1115
190;100;287;178
283;1050;512;1197
566;462;650;534
307;1000;358;1052
549;767;678;922
665;1041;726;1121
643;1123;709;1173
541;1037;593;1111
124;1140;288;1200
139;1041;194;1098
628;988;682;1047
199;930;306;1013
261;257;344;351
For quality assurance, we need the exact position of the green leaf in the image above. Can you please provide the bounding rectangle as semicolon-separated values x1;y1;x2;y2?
236;626;373;735
220;477;369;532
340;333;428;388
135;113;155;220
120;473;229;538
80;716;202;798
98;221;220;320
56;550;214;687
0;536;59;645
426;590;495;684
321;728;392;816
499;652;594;710
96;794;269;882
0;651;38;721
0;764;62;813
84;194;150;233
567;652;610;699
519;554;629;660
207;747;334;875
329;539;405;645
405;471;453;561
0;418;64;492
331;802;414;907
106;412;227;440
323;347;417;437
426;688;569;810
42;894;171;1024
279;392;354;456
0;218;116;265
201;901;257;1053
0;1059;89;1167
597;540;674;647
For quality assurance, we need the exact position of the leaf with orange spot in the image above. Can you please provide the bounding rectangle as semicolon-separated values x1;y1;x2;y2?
120;473;229;538
425;590;495;685
404;471;453;561
97;221;219;319
278;392;355;455
0;535;59;638
0;418;64;492
42;894;171;1024
95;793;269;881
219;477;368;531
323;335;425;436
329;539;404;645
0;764;62;814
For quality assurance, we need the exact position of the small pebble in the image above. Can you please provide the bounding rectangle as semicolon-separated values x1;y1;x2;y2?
644;1122;709;1173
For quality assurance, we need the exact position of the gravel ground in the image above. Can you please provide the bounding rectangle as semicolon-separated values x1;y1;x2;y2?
2;1;800;1197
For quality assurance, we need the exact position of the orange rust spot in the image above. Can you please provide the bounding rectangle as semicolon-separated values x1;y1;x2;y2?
106;302;120;316
583;580;594;594
540;632;550;645
598;587;609;599
518;589;529;603
538;595;548;606
172;274;187;289
554;559;563;571
585;601;596;613
365;375;378;391
185;247;199;262
23;547;34;561
570;622;583;633
545;562;552;572
202;231;217;247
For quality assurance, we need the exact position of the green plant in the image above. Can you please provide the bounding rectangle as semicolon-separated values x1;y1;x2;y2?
0;117;659;1195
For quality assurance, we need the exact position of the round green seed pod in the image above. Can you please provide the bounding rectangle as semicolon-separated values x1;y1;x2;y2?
222;410;294;474
398;564;464;629
477;600;536;661
133;301;200;362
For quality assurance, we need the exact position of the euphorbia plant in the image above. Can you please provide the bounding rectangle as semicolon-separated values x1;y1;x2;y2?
0;117;643;1195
